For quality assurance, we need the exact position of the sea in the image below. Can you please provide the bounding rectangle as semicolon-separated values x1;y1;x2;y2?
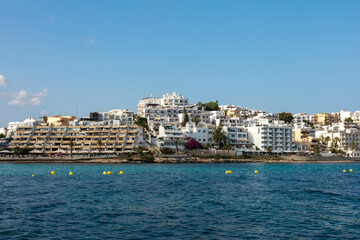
1;162;360;239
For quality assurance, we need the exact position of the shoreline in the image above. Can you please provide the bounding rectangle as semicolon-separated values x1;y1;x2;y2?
0;156;359;164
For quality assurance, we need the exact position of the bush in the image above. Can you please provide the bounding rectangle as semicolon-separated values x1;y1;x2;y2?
143;156;155;163
160;148;175;155
185;138;202;150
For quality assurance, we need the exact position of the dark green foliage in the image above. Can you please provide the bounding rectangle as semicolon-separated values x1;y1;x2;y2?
181;108;189;127
136;146;144;155
197;101;219;111
313;146;320;154
212;124;227;148
304;120;314;128
0;133;5;138
134;115;149;130
279;112;293;123
266;146;272;153
344;117;353;123
160;148;175;155
14;147;31;155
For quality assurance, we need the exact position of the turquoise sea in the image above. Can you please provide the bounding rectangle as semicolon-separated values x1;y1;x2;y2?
1;163;360;239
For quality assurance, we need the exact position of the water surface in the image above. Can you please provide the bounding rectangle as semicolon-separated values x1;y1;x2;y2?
1;163;360;239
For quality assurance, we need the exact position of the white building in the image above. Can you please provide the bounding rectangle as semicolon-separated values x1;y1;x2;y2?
182;122;215;145
97;109;134;125
6;118;38;137
293;113;315;124
315;123;360;157
223;126;250;149
137;92;189;117
157;125;187;149
247;124;294;152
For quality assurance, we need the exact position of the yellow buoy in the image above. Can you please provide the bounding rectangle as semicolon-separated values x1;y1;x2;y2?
107;171;112;175
226;170;232;174
103;171;107;175
343;169;347;173
119;171;124;174
69;172;73;175
51;171;56;175
254;170;258;174
350;169;353;172
31;174;35;177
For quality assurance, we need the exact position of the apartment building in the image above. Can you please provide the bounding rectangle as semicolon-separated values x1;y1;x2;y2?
182;122;215;145
157;125;187;149
137;92;189;117
314;113;340;125
247;125;294;152
87;109;134;125
293;127;320;152
47;115;77;126
223;126;251;149
315;123;360;157
9;125;143;154
293;113;315;124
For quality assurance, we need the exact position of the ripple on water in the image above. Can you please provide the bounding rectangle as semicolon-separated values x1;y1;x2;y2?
1;163;360;239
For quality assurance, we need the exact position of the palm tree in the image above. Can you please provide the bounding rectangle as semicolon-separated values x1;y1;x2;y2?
69;140;74;158
181;108;189;127
212;124;227;149
42;116;48;124
266;146;272;154
192;116;200;126
174;140;179;154
332;137;340;150
223;144;233;154
97;139;103;155
322;136;331;151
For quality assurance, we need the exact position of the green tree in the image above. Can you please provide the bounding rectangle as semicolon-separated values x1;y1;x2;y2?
313;146;320;154
174;140;179;154
223;144;233;154
204;143;211;149
278;112;293;124
266;146;272;153
134;115;149;130
181;108;189;127
304;120;314;128
136;146;143;155
69;140;74;158
197;101;219;111
212;124;227;149
349;141;356;151
0;133;5;138
97;139;103;155
331;137;340;150
344;117;354;123
192;116;200;125
42;116;48;123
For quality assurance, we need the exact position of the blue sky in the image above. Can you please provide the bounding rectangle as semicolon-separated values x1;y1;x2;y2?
0;0;359;126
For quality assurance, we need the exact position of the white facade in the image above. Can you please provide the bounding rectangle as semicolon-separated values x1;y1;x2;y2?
223;126;249;148
137;92;189;117
293;113;315;124
182;122;215;145
161;92;189;107
315;123;360;157
97;109;134;125
157;125;187;149
7;118;38;137
248;125;294;152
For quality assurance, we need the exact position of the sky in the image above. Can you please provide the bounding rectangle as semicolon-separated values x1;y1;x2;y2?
0;0;359;126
